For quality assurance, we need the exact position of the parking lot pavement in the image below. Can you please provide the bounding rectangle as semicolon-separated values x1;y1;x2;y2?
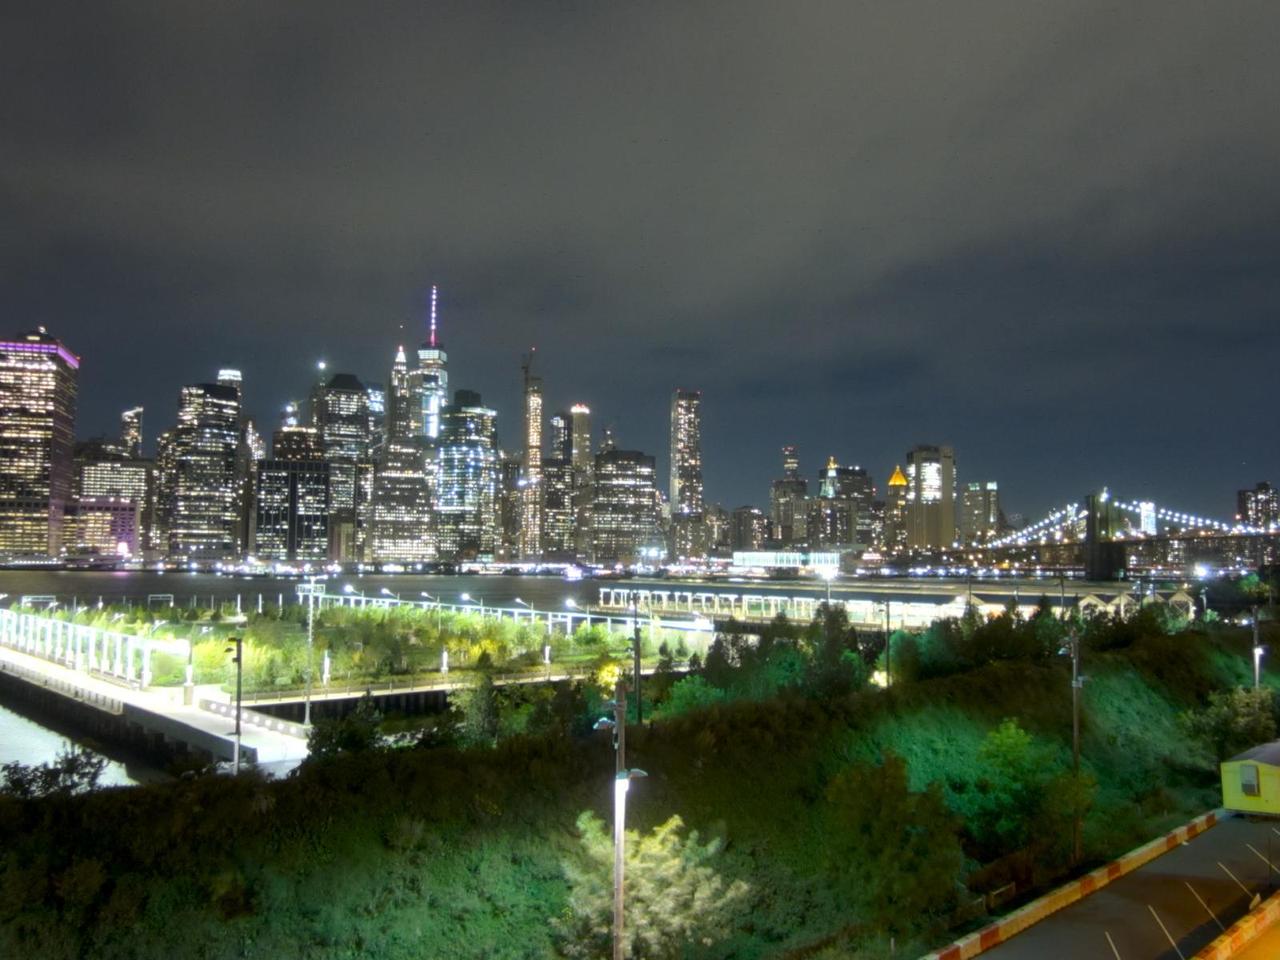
980;817;1280;959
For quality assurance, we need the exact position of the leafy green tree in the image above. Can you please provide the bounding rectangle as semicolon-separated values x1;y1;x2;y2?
454;668;500;747
1183;687;1277;761
0;745;106;799
653;675;726;719
556;812;749;959
305;692;383;758
973;718;1052;854
824;754;963;928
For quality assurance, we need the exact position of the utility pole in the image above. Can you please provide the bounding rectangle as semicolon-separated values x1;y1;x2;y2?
304;576;317;726
1070;626;1083;864
226;636;243;775
884;601;891;687
631;591;643;723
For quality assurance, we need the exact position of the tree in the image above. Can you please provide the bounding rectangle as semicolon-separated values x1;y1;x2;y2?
556;811;749;959
824;754;963;929
452;668;500;747
1;744;106;799
973;718;1052;855
652;675;726;719
1183;687;1277;761
305;692;383;758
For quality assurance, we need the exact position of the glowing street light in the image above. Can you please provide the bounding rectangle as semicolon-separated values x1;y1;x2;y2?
594;681;647;960
1255;644;1266;689
461;592;484;617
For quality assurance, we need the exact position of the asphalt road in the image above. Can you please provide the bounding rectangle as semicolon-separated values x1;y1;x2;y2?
980;816;1280;960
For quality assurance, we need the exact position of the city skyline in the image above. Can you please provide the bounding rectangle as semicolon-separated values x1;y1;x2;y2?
5;5;1280;519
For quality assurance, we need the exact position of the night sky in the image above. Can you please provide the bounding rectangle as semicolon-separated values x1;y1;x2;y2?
3;3;1278;521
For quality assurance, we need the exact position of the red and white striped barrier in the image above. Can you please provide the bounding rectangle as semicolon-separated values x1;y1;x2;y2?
921;810;1224;960
1193;889;1280;959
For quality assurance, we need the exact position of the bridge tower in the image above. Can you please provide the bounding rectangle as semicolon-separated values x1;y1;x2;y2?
1084;489;1127;580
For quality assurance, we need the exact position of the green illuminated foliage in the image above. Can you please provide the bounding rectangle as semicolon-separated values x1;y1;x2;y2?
556;811;749;959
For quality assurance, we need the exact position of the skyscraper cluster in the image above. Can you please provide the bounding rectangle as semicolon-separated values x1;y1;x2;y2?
15;317;1266;572
762;443;1005;559
0;300;685;568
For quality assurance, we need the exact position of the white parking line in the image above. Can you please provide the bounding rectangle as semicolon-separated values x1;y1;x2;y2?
1246;843;1280;875
1219;861;1262;910
1185;881;1225;932
1148;903;1186;959
1104;929;1123;959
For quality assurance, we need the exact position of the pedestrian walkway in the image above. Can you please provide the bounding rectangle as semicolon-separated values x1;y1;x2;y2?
0;642;308;765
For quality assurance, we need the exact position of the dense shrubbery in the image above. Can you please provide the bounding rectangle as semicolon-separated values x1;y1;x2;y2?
2;591;1277;958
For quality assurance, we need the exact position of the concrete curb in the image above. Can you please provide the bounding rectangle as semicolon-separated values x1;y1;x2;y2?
1193;888;1280;959
921;809;1225;960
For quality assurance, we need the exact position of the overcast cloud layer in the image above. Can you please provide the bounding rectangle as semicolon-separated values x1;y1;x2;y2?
3;1;1278;518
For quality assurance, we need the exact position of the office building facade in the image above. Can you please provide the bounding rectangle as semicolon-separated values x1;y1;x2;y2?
163;382;242;561
435;390;499;560
904;445;956;551
592;448;661;566
0;328;79;557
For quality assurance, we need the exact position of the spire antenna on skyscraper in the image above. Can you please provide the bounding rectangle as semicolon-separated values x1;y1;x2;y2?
429;285;439;347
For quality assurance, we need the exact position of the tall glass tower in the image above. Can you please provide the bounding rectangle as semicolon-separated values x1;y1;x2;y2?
436;389;498;560
0;327;79;557
414;285;449;442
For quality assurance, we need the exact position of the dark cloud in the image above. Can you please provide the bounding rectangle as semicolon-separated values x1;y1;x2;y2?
2;1;1278;518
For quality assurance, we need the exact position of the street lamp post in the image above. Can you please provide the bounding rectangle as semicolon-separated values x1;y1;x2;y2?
630;591;643;723
420;592;443;636
883;601;892;687
1254;639;1265;690
304;575;320;726
1069;626;1084;864
595;680;647;960
226;636;244;775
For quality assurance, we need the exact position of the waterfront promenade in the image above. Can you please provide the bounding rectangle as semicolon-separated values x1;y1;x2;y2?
0;631;308;769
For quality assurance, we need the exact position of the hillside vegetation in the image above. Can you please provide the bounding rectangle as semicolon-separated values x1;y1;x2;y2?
1;598;1275;959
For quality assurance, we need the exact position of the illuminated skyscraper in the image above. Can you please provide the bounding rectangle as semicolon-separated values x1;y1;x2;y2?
164;382;242;560
254;408;329;563
519;354;543;560
769;445;808;546
542;456;575;558
569;403;594;559
730;505;767;552
312;372;373;560
0;328;79;557
1238;482;1279;528
669;389;703;513
371;346;433;562
120;406;143;458
669;388;705;559
960;481;1002;545
496;453;523;562
884;465;908;554
412;285;449;442
592;448;661;566
73;441;153;558
366;383;386;460
904;445;956;550
436;390;498;560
